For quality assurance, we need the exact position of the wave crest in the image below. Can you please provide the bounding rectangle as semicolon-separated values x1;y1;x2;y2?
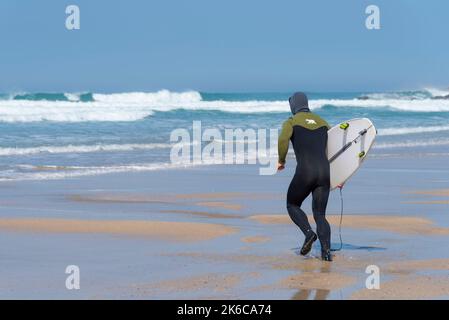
1;89;449;122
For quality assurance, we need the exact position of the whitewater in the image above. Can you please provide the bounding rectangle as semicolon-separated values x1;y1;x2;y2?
0;89;448;181
0;89;449;123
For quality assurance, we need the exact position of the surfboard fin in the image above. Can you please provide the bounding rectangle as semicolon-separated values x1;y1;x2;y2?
339;123;350;130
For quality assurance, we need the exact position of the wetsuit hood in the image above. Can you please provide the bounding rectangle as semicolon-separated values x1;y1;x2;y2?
289;92;310;114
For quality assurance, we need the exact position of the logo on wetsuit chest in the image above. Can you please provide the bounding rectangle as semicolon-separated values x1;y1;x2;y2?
305;119;317;125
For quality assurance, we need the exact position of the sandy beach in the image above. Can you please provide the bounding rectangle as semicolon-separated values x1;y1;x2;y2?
0;218;237;241
1;153;449;299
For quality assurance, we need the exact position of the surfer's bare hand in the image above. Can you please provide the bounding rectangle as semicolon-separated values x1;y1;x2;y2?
277;162;285;171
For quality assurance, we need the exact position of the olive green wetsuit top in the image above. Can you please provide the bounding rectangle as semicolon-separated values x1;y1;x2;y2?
278;111;330;165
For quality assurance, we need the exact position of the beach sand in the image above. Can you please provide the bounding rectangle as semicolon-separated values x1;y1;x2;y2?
1;155;449;299
351;275;449;300
0;218;237;242
249;214;449;235
279;272;356;292
241;236;271;243
408;189;449;197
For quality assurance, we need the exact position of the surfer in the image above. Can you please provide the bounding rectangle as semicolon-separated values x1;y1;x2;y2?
277;92;333;261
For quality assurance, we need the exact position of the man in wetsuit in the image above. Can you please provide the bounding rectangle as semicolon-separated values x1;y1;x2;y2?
277;92;333;261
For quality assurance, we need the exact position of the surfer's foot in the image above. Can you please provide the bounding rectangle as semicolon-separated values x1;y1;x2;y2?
321;249;333;262
300;231;317;256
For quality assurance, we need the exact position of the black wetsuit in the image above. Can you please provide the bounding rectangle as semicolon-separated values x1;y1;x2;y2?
278;92;331;252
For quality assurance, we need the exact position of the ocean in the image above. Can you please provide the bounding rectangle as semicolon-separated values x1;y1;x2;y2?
0;89;449;181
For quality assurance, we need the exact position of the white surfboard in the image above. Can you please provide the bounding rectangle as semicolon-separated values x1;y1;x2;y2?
327;118;377;190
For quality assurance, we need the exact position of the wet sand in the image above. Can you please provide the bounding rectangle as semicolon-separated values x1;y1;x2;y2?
408;189;449;197
128;273;259;298
71;192;283;203
2;155;449;299
0;218;237;242
386;258;449;272
404;188;449;205
279;272;356;291
69;194;177;204
351;275;449;299
404;200;449;204
195;201;242;210
241;236;271;243
174;192;283;201
249;214;449;235
160;210;244;219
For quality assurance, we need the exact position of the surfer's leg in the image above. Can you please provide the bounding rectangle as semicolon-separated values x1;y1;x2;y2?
286;175;313;236
311;185;331;251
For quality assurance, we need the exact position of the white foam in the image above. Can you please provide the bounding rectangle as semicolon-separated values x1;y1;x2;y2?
0;144;279;181
0;100;154;122
93;90;202;104
309;98;449;112
374;139;449;149
64;93;81;102
424;87;449;98
363;92;428;100
1;90;449;123
0;143;173;156
0;162;186;181
0;156;260;181
378;125;449;136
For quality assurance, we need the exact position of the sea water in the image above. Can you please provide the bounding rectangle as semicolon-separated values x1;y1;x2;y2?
0;89;449;181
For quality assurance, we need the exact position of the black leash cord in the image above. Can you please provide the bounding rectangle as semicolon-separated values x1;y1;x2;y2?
331;187;344;252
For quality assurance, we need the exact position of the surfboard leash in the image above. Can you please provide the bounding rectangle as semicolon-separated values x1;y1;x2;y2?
331;186;344;252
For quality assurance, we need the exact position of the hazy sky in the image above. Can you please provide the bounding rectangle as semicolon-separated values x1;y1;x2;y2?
0;0;448;92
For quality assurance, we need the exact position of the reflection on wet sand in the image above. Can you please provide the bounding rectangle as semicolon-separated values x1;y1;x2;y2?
291;264;332;300
292;289;330;300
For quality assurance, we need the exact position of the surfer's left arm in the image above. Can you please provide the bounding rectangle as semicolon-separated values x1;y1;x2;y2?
278;119;293;169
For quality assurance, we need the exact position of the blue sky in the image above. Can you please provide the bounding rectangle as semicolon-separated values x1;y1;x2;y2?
0;0;448;92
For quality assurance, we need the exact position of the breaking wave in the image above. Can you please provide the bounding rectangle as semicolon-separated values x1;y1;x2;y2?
1;89;449;122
